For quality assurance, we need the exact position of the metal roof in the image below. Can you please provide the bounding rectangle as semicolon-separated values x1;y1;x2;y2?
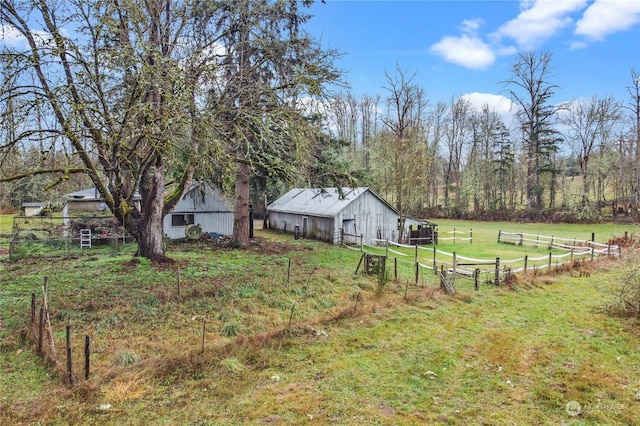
267;187;398;218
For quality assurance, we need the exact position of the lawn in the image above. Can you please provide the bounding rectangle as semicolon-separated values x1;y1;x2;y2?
0;221;639;425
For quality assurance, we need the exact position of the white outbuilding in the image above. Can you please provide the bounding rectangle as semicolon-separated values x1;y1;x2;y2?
266;187;426;245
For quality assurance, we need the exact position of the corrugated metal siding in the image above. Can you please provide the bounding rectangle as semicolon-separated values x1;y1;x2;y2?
268;187;401;245
163;212;234;239
337;191;399;244
163;183;235;239
267;212;335;242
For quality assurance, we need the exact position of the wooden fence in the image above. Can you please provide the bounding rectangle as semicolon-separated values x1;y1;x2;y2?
345;231;621;293
27;277;91;386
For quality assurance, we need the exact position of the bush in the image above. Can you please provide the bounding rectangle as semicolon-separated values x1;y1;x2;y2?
600;253;640;317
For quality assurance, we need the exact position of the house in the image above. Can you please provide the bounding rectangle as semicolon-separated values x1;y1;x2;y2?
266;187;434;245
62;182;234;239
22;202;45;217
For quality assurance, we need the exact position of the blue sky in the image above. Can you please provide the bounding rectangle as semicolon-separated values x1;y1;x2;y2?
306;0;640;113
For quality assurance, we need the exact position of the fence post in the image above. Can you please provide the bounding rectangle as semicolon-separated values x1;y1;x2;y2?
415;244;418;264
66;325;74;385
470;229;473;244
415;262;419;285
570;249;574;264
360;234;363;252
536;234;539;248
433;248;437;275
474;268;479;291
31;293;36;326
548;252;552;271
498;230;502;243
453;228;456;244
84;335;90;380
607;244;611;258
591;246;595;261
494;257;500;285
394;258;398;281
519;233;523;246
524;255;528;274
37;306;44;355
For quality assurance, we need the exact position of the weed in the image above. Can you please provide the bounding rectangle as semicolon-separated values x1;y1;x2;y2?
114;349;140;366
221;322;240;337
220;357;244;373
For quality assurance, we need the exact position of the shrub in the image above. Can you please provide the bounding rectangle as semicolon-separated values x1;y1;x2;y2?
600;253;640;317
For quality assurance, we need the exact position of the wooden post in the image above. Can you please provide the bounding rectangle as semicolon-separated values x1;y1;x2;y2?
474;269;479;291
519;233;523;246
287;257;292;283
176;267;181;300
536;234;539;248
415;262;419;285
453;227;456;244
201;317;206;354
494;257;500;285
394;258;398;281
385;240;389;259
433;248;437;275
31;293;36;326
37;306;44;355
84;335;90;380
570;249;574;264
524;255;528;274
498;230;501;243
355;253;365;274
591;246;595;261
607;244;611;257
548;252;552;271
66;325;74;385
550;236;554;249
470;229;473;244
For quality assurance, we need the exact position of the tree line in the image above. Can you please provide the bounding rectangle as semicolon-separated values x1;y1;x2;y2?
1;1;638;261
316;57;639;223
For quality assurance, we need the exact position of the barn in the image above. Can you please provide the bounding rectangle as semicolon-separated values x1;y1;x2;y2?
266;187;431;245
62;182;234;239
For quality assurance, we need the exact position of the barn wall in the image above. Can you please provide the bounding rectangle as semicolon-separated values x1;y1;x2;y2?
336;191;399;245
268;212;335;242
163;185;234;239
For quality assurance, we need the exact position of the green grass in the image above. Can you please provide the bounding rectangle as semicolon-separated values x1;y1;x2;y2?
0;222;639;425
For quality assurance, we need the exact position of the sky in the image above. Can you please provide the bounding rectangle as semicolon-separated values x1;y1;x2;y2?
305;0;640;115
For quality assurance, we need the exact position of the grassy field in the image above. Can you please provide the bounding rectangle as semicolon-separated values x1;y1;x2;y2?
1;221;639;425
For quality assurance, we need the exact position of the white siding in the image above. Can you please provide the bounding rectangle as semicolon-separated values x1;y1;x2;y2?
163;184;234;239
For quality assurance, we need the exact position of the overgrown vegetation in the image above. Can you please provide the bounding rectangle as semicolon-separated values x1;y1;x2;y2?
1;222;639;425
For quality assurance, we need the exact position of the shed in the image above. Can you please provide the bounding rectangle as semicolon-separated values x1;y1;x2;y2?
267;187;419;245
22;202;45;217
162;182;234;239
62;183;234;239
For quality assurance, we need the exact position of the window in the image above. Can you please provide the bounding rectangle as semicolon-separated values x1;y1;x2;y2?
171;213;194;227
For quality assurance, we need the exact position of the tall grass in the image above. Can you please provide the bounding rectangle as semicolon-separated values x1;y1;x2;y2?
0;222;638;425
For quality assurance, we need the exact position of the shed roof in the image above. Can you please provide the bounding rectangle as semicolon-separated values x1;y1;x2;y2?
267;187;398;218
22;202;44;208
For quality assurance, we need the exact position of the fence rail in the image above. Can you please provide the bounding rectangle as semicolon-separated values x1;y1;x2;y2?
437;228;472;244
347;230;621;290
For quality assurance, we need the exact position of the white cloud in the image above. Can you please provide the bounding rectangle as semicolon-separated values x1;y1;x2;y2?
430;17;496;70
575;0;640;40
492;0;588;49
0;24;25;46
461;92;516;124
430;35;495;70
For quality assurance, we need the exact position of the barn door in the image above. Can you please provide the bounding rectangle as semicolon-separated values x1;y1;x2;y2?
302;217;308;237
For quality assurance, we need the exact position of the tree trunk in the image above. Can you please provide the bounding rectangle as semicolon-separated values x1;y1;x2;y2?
233;160;251;246
133;161;166;259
